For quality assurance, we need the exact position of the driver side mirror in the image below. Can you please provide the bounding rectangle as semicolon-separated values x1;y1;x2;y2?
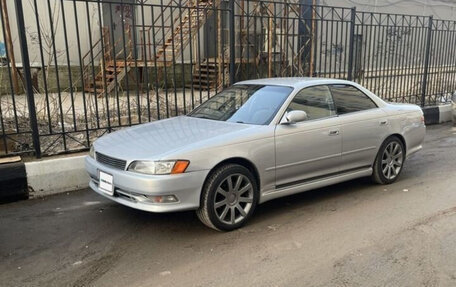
281;110;308;125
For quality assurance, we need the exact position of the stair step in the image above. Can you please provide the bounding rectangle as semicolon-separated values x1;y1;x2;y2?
199;63;219;67
196;66;218;72
164;39;184;45
193;76;217;81
195;69;218;75
195;69;218;74
193;75;217;81
157;47;180;53
191;82;215;88
105;61;129;67
105;66;127;72
155;60;176;63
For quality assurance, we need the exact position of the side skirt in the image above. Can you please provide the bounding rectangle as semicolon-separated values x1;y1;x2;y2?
259;167;373;204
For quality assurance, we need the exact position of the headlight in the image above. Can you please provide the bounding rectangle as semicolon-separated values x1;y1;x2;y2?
128;160;189;175
89;145;95;158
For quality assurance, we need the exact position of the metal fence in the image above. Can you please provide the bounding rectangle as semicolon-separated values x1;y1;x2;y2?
0;0;455;158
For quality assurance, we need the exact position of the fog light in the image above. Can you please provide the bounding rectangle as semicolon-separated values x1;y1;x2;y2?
149;195;178;203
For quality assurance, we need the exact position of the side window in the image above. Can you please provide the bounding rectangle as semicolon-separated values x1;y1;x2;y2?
287;85;336;120
329;85;377;114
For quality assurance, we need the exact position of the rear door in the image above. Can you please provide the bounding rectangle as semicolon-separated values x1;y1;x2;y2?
329;84;389;171
274;85;342;188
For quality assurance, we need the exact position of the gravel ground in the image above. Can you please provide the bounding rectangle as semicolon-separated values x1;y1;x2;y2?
0;123;455;287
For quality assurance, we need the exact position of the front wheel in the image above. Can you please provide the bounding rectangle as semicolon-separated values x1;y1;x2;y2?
196;164;259;231
372;136;405;184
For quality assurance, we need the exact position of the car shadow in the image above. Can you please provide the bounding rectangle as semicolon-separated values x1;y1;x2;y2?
251;177;374;224
110;176;376;235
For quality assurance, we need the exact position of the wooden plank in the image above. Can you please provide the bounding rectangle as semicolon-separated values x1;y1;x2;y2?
0;156;21;165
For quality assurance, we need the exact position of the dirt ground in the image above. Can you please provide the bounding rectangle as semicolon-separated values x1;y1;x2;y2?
0;123;455;287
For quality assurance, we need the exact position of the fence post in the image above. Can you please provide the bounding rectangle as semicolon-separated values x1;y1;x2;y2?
347;7;356;81
14;0;41;158
229;0;235;85
421;16;433;107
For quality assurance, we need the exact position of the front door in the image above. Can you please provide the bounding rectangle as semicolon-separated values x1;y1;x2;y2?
274;85;342;188
102;0;135;59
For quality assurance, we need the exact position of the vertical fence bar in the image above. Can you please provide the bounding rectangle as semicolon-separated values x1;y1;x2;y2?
13;0;41;157
229;0;235;85
196;2;203;103
347;7;356;81
159;0;170;118
60;0;77;132
148;5;159;120
72;0;90;148
129;1;141;123
421;16;433;107
46;0;67;151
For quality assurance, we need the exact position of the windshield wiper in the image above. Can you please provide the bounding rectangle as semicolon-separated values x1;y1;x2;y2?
191;115;214;120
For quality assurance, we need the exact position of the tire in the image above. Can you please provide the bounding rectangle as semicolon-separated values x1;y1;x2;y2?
196;164;259;231
372;136;406;184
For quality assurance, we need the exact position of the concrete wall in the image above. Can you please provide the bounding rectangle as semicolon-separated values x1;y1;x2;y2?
321;0;456;19
3;0;101;66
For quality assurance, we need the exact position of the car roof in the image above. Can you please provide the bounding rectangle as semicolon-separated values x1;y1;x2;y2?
234;77;354;90
234;77;387;110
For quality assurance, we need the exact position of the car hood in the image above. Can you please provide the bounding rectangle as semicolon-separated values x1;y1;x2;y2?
93;116;254;160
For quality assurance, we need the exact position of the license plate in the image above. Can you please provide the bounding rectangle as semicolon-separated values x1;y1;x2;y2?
99;171;114;196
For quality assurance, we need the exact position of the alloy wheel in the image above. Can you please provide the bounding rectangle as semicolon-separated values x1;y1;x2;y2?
381;141;403;180
213;173;254;225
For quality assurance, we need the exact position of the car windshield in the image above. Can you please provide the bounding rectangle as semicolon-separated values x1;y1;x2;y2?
188;85;293;125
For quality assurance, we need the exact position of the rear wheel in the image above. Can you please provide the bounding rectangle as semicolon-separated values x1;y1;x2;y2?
196;164;259;231
372;136;405;184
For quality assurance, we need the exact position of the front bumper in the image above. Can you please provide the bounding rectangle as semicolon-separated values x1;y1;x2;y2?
85;156;209;212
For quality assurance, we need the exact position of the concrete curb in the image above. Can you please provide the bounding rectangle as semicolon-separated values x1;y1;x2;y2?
422;103;453;125
25;155;89;198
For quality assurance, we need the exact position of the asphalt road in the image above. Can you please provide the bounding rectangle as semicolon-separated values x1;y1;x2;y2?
1;123;456;287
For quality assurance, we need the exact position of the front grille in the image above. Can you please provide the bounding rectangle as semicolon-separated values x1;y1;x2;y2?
96;152;127;170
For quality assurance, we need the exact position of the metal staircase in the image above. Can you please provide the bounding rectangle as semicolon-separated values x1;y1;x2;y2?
82;1;225;95
84;60;132;95
192;58;229;90
155;0;221;65
82;27;133;97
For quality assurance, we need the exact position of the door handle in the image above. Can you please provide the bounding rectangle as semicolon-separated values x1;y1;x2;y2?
329;130;339;136
380;120;388;125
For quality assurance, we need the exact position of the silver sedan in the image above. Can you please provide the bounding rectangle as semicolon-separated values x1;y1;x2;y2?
85;78;425;231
